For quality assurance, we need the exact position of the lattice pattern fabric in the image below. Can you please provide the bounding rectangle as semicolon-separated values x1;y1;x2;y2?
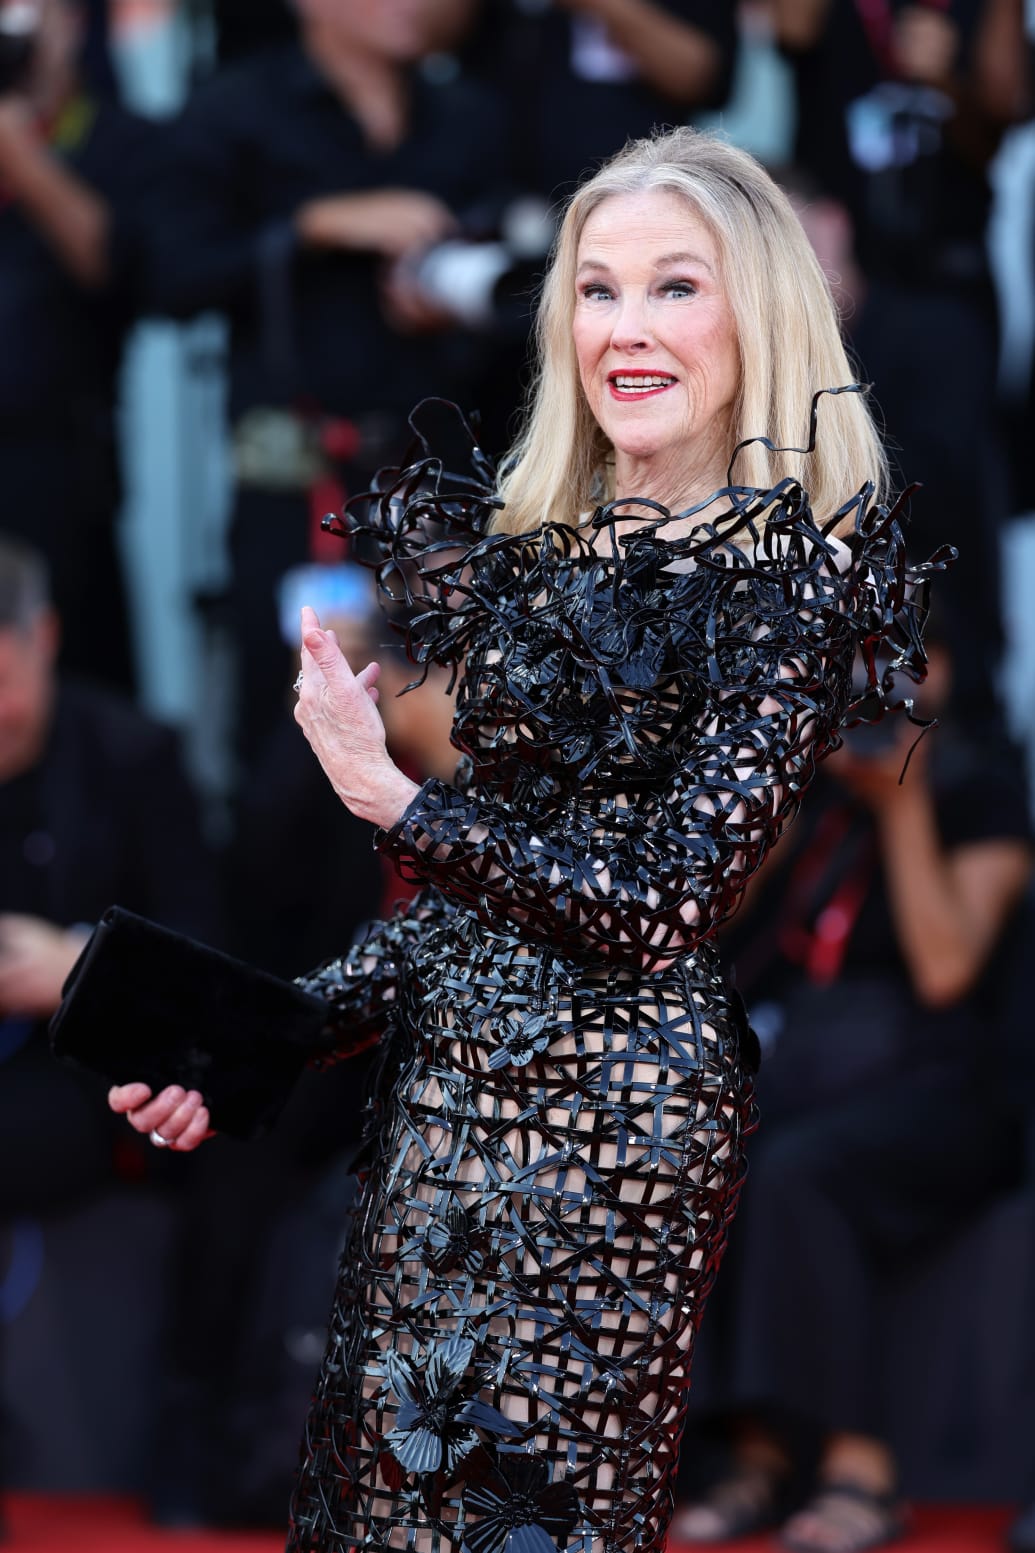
289;404;944;1553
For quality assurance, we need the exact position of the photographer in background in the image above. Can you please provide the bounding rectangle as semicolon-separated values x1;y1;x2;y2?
0;535;219;1528
465;0;737;204
773;0;1028;720
145;0;504;770
0;536;219;1216
450;0;738;447
0;0;161;691
0;534;221;1526
675;629;1033;1551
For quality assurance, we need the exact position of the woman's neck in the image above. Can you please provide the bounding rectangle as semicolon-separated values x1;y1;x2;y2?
612;441;733;528
302;23;409;151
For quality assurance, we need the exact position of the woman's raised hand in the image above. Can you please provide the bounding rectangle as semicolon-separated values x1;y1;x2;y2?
108;1083;213;1152
294;606;419;829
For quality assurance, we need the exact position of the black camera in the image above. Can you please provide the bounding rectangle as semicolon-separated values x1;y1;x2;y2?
845;81;969;281
0;3;39;96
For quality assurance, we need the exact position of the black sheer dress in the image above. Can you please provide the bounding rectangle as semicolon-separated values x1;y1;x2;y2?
287;407;938;1553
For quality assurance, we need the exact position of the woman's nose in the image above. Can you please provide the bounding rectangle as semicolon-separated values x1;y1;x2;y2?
609;293;652;351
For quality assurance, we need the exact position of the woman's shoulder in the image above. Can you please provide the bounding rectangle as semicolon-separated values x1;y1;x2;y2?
578;480;867;595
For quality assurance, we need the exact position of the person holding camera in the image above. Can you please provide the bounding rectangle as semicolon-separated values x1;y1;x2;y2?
773;0;1027;724
0;534;220;1204
0;533;220;1531
674;633;1032;1551
465;0;736;206
145;0;504;768
0;0;161;691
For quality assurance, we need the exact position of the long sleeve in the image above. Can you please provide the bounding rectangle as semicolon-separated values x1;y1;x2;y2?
373;488;946;973
378;610;849;970
295;890;442;1065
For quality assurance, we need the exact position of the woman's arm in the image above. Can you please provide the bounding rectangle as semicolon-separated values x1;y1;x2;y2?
294;895;437;1065
381;521;872;970
378;625;843;971
107;893;440;1150
305;482;934;972
294;583;841;971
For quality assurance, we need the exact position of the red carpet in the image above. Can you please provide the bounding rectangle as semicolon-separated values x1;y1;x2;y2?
2;1497;283;1551
0;1497;1018;1551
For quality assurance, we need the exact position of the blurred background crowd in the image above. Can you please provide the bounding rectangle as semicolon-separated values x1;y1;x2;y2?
1;0;1035;1546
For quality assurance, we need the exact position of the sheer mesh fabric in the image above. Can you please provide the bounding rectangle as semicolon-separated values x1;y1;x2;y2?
291;938;751;1553
288;406;941;1553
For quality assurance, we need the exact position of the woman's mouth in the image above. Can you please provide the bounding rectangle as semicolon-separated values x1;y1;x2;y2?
607;372;677;401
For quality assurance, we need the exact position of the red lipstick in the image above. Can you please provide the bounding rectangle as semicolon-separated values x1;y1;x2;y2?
607;370;677;402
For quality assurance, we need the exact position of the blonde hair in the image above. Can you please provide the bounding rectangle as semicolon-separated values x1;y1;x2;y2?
494;128;887;536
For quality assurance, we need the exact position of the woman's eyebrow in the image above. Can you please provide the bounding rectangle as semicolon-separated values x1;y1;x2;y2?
654;250;714;273
575;251;715;277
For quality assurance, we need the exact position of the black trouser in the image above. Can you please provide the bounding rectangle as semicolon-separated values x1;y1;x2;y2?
725;1057;1024;1436
682;972;1026;1440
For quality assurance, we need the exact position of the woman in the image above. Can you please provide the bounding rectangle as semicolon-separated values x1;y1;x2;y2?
109;129;939;1552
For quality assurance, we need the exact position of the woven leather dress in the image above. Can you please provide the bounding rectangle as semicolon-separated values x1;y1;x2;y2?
287;406;938;1553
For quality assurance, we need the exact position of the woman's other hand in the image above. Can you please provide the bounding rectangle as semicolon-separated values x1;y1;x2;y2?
294;606;419;828
108;1083;214;1152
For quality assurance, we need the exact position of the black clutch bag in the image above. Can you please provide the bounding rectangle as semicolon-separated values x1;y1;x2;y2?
49;906;328;1140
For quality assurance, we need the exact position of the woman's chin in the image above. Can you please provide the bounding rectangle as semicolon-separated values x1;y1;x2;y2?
610;433;686;476
607;420;672;456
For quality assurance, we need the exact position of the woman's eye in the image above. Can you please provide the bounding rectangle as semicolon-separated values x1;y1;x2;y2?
580;283;613;301
660;279;696;298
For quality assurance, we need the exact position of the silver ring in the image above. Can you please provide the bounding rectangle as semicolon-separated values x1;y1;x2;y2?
149;1129;172;1148
293;670;305;693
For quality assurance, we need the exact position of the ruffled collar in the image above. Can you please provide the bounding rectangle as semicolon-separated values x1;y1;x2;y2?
337;396;953;733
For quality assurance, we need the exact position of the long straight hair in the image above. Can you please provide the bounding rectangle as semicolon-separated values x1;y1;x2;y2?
494;129;887;536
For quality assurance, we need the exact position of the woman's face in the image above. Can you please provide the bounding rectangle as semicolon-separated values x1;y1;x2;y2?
572;189;740;492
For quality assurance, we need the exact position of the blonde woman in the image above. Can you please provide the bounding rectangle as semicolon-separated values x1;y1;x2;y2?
110;128;940;1553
